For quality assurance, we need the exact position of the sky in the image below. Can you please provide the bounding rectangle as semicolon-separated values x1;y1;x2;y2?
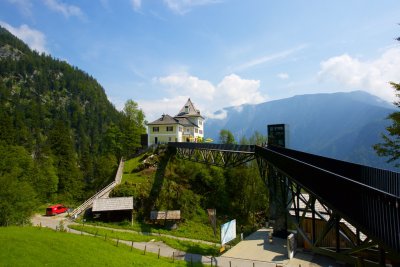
1;0;400;121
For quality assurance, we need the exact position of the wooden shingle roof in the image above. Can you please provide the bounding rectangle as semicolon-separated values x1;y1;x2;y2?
92;197;134;212
150;210;181;220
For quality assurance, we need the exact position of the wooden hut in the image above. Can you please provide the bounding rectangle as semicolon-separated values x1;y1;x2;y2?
150;210;181;229
92;197;134;223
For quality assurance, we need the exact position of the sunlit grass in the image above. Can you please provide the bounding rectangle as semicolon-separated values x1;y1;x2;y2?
0;226;206;266
88;218;220;243
70;224;220;256
122;154;154;184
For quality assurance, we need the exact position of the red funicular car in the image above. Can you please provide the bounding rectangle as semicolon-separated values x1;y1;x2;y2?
46;204;68;216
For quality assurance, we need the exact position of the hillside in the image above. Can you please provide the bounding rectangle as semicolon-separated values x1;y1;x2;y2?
111;146;269;235
0;226;190;266
0;26;145;225
205;91;396;170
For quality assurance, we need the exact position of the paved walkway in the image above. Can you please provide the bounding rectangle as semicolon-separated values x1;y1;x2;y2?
31;215;343;267
221;228;344;267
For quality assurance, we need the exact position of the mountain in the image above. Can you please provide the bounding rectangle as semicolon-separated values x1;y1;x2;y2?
205;91;396;170
0;26;144;204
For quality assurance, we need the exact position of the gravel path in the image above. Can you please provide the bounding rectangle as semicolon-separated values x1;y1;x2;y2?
31;214;340;266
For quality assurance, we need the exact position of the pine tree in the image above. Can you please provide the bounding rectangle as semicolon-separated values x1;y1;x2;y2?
219;129;236;144
374;82;400;166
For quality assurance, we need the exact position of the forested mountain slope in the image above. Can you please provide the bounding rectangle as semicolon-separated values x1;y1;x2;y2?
0;26;145;224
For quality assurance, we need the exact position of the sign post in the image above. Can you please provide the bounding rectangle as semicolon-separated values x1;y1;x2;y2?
207;209;217;237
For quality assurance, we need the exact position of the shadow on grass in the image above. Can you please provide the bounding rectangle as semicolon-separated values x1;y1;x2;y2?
143;150;171;228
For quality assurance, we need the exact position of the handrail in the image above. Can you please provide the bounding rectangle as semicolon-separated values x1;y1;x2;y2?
255;145;400;254
268;145;400;196
168;142;255;153
70;158;124;218
167;142;400;254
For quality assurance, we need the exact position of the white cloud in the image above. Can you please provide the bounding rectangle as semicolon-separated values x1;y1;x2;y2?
232;44;307;72
142;72;267;121
156;72;215;100
205;109;227;120
139;95;191;122
0;21;48;53
131;0;141;11
43;0;83;18
163;0;221;15
277;73;289;80
216;74;265;106
318;48;400;102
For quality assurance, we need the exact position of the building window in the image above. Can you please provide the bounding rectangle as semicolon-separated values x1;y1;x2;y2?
179;127;183;132
166;126;173;131
195;128;198;133
168;137;172;141
153;127;159;132
199;120;202;126
199;130;203;134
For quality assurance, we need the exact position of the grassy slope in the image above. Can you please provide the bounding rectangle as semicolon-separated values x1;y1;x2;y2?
70;224;219;256
117;156;220;243
122;155;151;184
0;226;201;266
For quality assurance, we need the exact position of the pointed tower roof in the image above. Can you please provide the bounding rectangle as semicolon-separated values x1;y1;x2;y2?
175;98;203;118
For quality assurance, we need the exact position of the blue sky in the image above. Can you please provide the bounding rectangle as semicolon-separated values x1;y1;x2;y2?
1;0;400;121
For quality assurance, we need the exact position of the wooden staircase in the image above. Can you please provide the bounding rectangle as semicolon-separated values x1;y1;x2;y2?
69;158;124;219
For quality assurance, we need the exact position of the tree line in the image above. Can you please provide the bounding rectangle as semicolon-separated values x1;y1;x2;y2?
112;130;270;228
0;26;146;225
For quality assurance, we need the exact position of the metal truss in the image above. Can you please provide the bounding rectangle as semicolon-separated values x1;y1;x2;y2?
168;142;400;265
175;146;255;168
259;158;396;266
286;174;380;265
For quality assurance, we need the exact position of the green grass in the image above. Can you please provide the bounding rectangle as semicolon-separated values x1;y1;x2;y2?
122;155;152;184
88;219;220;243
70;224;220;256
0;226;206;266
118;155;220;244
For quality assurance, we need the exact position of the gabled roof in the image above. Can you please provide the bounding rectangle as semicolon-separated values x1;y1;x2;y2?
92;197;134;212
176;98;203;118
147;114;181;125
175;117;198;127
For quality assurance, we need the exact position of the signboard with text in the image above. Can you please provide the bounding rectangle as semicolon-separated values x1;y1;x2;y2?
267;124;288;148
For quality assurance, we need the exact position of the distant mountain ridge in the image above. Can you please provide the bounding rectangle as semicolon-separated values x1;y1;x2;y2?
205;91;396;170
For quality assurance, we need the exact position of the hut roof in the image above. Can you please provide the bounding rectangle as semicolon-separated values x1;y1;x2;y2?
92;197;134;212
150;210;181;220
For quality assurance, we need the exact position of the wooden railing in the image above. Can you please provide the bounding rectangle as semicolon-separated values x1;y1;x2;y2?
69;158;124;219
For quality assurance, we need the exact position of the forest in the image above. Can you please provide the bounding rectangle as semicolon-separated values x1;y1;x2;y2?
111;130;270;230
0;26;146;225
0;26;270;228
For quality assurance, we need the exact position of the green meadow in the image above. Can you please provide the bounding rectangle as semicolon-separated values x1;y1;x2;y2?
0;226;206;266
70;224;219;256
